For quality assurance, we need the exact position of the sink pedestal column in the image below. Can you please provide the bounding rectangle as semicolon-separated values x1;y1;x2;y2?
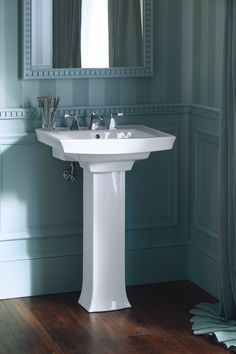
35;127;175;312
78;164;133;312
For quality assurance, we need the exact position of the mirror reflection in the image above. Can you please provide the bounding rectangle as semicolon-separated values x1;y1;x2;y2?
32;0;144;69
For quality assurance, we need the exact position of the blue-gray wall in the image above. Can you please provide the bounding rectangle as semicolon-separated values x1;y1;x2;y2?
0;0;224;299
188;0;225;297
192;0;225;109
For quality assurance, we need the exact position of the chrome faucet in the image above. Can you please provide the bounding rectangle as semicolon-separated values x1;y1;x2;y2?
108;112;123;130
64;114;80;130
89;112;103;130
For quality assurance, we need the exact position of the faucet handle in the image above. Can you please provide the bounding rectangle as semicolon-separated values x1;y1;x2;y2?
64;113;78;120
90;112;103;120
64;113;80;130
111;112;123;118
109;112;123;130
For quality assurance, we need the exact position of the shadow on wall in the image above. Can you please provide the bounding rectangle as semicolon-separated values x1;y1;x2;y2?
0;119;84;299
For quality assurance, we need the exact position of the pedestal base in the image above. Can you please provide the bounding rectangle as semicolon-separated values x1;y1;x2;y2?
78;168;131;312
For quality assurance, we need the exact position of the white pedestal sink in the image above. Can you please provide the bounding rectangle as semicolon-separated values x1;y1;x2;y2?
36;125;176;312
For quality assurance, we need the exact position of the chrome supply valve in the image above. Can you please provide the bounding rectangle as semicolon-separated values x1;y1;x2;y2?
108;112;123;130
89;112;103;130
63;162;78;183
64;114;80;130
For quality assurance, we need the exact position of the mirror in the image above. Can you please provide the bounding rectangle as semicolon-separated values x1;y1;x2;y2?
22;0;153;79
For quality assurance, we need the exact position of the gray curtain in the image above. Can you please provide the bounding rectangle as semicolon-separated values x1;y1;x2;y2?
190;0;236;350
53;0;82;68
108;0;143;67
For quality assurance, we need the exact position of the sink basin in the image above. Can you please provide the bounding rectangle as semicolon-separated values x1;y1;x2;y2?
36;125;175;172
36;125;175;157
35;125;176;312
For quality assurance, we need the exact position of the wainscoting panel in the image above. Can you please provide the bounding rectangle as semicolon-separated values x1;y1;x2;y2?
0;254;83;300
0;143;83;232
188;244;219;298
194;129;219;238
126;128;178;230
0;104;188;299
188;109;220;297
126;244;188;286
0;104;221;298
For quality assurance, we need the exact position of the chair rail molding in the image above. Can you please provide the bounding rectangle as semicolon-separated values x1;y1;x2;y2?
0;103;221;121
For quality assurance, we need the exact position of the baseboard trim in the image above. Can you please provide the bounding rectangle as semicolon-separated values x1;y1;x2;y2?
188;245;219;298
0;243;187;299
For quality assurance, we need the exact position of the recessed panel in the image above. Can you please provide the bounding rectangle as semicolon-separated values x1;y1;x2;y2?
1;143;83;232
126;147;177;229
195;130;219;238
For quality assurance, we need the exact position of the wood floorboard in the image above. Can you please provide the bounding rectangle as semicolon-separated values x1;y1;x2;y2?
0;281;230;354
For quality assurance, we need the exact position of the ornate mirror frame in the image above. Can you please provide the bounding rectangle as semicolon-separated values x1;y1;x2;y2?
22;0;153;80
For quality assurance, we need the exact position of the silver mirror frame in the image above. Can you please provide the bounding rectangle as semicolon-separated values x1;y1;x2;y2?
22;0;153;80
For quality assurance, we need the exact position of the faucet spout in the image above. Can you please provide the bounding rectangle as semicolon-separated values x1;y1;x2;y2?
89;113;103;130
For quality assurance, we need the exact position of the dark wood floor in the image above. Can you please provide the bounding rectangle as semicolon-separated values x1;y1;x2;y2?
0;281;230;354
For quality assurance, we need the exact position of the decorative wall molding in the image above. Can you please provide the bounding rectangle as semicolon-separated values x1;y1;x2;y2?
0;104;190;120
0;249;83;263
58;104;190;118
0;103;220;120
127;242;188;252
0;219;182;242
0;223;82;242
190;104;221;119
194;129;219;239
0;219;181;243
0;240;187;264
0;108;39;119
126;220;177;231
